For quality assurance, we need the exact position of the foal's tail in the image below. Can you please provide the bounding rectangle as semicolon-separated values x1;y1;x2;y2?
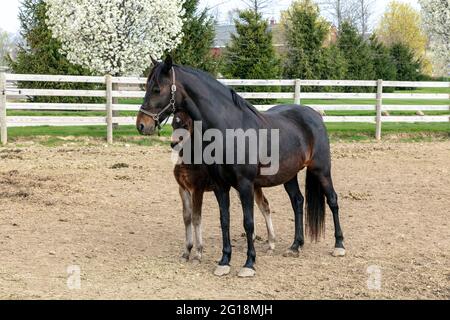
305;170;326;242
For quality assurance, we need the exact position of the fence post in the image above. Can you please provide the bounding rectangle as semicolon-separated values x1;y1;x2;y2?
105;74;113;144
375;79;383;141
294;79;301;105
0;72;7;145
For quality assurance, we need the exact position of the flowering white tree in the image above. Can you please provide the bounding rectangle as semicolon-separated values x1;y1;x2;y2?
419;0;450;75
45;0;185;76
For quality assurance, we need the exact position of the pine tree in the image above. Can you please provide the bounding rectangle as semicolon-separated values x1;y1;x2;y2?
369;35;396;92
222;10;280;80
170;0;219;74
221;10;280;103
282;0;329;80
389;42;422;81
318;45;348;92
319;45;348;80
370;36;397;80
8;0;97;102
337;21;375;91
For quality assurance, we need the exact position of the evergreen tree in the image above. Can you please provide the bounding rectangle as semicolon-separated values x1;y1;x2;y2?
318;45;348;92
319;45;348;80
222;10;280;80
389;42;422;81
282;0;329;80
221;10;280;103
170;0;219;74
8;0;98;102
369;35;397;81
337;21;375;84
369;35;396;92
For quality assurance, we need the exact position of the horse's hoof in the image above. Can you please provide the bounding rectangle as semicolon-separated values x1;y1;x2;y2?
332;248;346;257
214;265;231;277
191;257;201;265
238;267;256;278
179;255;189;263
283;248;300;258
264;248;275;256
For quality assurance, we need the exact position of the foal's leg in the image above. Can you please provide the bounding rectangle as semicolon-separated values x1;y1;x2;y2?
179;186;193;262
191;189;204;263
254;187;276;252
237;179;257;278
213;186;232;276
283;175;305;257
315;171;345;257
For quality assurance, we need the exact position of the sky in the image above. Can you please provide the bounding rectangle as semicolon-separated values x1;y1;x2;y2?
0;0;421;34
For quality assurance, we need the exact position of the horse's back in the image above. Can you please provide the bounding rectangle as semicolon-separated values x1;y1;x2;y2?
265;104;324;128
265;104;327;139
264;104;331;167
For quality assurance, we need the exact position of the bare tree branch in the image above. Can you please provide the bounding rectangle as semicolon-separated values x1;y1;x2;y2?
356;0;375;38
318;0;359;29
241;0;273;15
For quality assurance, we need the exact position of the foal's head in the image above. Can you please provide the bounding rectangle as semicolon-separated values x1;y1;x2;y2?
171;110;193;149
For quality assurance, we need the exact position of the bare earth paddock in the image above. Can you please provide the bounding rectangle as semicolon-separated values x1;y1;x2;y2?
0;140;449;299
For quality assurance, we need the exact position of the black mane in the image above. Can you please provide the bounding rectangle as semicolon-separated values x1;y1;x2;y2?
176;65;265;122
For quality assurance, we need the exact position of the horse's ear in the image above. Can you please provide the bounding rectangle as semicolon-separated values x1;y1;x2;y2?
150;56;158;66
162;55;173;73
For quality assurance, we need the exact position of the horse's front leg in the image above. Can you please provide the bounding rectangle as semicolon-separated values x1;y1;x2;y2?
213;186;232;276
237;179;256;278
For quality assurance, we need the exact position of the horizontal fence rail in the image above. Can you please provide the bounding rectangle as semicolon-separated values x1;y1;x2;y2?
0;73;449;144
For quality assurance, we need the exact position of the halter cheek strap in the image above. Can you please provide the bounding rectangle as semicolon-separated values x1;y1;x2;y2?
139;67;177;132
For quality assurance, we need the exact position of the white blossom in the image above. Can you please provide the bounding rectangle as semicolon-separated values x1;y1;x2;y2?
45;0;185;75
419;0;450;75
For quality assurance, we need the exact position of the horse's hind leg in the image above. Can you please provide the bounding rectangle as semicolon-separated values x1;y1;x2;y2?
315;171;345;257
191;189;204;263
283;175;304;257
179;186;193;262
254;187;276;252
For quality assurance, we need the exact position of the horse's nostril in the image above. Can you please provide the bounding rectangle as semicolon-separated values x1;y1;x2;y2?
139;124;145;132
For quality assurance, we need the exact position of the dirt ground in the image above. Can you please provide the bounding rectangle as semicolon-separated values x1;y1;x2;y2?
0;140;449;300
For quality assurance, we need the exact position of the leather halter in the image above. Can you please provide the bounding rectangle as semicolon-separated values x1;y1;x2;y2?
139;67;177;131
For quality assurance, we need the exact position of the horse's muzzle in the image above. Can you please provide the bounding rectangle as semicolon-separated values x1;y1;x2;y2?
136;112;156;135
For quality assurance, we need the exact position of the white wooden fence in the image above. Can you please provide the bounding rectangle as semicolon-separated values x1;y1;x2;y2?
0;73;449;145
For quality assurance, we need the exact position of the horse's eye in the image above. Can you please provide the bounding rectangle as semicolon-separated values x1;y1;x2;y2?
152;86;160;93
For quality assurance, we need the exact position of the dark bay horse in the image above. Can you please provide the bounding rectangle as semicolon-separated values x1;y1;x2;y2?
171;111;276;263
137;56;345;277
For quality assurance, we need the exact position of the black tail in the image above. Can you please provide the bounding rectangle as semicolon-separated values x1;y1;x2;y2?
305;170;326;242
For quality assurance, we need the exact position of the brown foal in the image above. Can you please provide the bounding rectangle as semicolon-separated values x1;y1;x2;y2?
171;111;276;263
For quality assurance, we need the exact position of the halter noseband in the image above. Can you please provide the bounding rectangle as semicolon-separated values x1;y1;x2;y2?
139;67;177;132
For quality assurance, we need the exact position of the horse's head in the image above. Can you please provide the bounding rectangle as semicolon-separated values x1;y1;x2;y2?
136;55;178;135
170;110;193;149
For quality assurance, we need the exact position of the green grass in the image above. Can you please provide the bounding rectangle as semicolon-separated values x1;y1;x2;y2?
6;125;172;147
326;122;450;142
7;110;138;117
3;87;448;145
279;98;450;106
4;122;449;146
7;124;171;138
398;87;450;94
